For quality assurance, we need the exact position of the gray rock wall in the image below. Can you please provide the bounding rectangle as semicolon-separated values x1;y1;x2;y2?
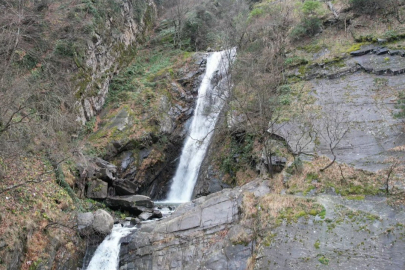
119;180;405;270
76;0;157;124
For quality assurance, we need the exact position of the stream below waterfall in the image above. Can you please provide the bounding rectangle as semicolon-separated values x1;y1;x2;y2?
85;224;135;270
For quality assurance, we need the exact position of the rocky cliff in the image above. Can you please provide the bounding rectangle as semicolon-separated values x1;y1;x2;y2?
76;0;157;124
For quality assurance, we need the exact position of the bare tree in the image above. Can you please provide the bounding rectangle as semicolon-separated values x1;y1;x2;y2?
280;110;318;173
224;1;294;177
317;108;350;172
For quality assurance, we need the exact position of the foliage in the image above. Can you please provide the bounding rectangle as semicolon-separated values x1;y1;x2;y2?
221;134;254;179
302;1;321;15
290;0;323;41
107;49;178;105
394;91;405;118
290;17;322;40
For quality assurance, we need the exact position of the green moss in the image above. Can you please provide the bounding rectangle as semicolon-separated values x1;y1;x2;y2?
306;172;319;181
318;209;326;219
346;43;366;53
303;185;316;196
314;239;320;249
298;65;308;76
309;209;318;216
322;56;346;68
318;255;329;265
300;43;323;53
345;195;365;201
296;210;307;219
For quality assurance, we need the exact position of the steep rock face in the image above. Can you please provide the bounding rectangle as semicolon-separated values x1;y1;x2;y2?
120;180;268;270
76;0;157;124
119;180;405;270
84;52;208;201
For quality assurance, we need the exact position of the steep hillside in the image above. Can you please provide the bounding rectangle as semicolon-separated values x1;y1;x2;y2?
1;0;405;269
0;0;156;269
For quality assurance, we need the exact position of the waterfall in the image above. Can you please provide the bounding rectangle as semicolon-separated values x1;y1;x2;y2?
165;48;235;203
86;225;135;270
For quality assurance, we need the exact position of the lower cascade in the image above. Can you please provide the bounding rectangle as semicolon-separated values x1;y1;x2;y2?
86;225;135;270
165;48;235;203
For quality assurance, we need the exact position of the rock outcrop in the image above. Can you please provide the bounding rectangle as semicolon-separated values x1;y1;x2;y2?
119;180;405;270
82;52;208;202
105;195;154;215
76;0;157;124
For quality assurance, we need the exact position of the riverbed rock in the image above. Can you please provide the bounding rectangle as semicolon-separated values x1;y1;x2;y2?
151;210;163;219
105;195;154;215
138;212;153;221
92;209;114;235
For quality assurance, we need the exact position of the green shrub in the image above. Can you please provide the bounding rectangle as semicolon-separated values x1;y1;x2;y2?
394;91;405;118
302;17;322;36
290;17;322;40
302;1;321;15
54;40;75;57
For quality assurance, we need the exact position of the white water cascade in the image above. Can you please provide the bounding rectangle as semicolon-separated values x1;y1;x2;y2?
86;225;135;270
165;49;235;203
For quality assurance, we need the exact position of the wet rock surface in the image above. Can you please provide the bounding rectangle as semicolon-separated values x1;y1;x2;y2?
256;195;405;270
281;45;405;172
120;180;270;270
105;195;154;215
119;180;405;270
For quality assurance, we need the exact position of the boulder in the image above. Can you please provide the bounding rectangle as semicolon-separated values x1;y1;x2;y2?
86;179;108;199
374;47;389;55
113;179;138;195
92;209;114;235
125;217;140;225
350;47;373;56
138;212;153;221
389;50;403;56
151;210;163;219
77;212;94;236
105;195;154;215
77;157;117;182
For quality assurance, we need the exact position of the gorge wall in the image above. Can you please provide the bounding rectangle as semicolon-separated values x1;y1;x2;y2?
76;0;157;124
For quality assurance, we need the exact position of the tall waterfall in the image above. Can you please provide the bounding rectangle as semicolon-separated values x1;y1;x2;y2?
166;49;235;203
86;225;134;270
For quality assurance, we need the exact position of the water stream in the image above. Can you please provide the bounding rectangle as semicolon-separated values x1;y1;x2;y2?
165;49;235;203
84;49;235;269
85;224;135;270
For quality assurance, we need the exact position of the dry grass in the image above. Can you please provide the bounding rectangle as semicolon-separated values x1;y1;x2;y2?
276;156;386;198
0;155;79;269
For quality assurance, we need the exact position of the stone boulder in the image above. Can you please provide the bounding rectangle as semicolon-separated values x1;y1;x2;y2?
350;46;374;56
77;212;94;236
86;179;108;199
374;47;389;55
77;157;117;183
113;179;138;195
138;212;153;221
77;209;114;236
105;195;154;215
92;209;114;235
